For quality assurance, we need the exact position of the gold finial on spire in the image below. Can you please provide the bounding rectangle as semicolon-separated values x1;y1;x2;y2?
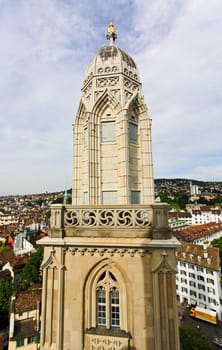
106;20;117;45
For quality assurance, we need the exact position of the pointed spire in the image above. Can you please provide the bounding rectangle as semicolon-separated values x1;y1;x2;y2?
106;20;118;45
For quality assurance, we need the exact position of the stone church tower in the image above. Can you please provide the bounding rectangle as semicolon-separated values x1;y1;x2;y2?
39;22;180;350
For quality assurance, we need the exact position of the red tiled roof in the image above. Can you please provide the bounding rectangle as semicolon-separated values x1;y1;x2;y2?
15;288;42;313
173;222;222;242
176;241;220;270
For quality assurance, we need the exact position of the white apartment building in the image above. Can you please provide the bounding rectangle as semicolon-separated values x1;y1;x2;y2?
176;242;222;320
190;183;200;196
169;207;222;229
191;207;222;225
169;212;192;229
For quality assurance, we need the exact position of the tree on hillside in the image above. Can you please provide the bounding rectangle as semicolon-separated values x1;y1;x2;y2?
209;196;222;206
160;193;190;211
21;247;43;290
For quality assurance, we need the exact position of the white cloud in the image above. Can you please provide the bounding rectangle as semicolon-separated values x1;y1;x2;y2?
133;0;222;181
0;0;221;195
183;165;222;182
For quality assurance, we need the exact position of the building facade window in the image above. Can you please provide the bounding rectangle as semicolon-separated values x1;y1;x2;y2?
16;339;24;347
190;290;197;297
207;287;215;295
181;278;187;284
96;287;106;325
198;293;206;301
85;260;129;335
84;128;88;146
131;191;140;204
197;275;205;282
197;266;204;272
102;191;117;204
189;281;196;287
208;298;217;305
27;336;35;344
96;271;120;328
180;270;187;276
188;264;195;270
198;283;205;291
110;288;120;326
101;121;116;142
84;192;89;204
207;278;214;284
129;122;138;144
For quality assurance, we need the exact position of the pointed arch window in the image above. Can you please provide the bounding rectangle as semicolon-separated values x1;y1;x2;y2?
96;270;120;328
85;262;130;341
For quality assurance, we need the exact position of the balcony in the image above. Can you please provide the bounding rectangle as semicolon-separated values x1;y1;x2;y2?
48;203;171;240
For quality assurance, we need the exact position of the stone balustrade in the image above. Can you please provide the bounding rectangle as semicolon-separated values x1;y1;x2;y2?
49;203;170;234
65;206;152;227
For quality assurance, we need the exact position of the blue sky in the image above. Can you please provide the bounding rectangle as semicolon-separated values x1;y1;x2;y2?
0;0;222;195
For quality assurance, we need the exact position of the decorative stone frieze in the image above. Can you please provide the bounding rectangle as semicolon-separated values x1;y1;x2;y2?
97;66;118;75
123;77;138;91
124;67;138;81
97;76;119;88
64;206;152;227
66;246;150;258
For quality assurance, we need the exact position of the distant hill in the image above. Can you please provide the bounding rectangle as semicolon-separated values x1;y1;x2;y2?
154;178;222;186
1;181;222;199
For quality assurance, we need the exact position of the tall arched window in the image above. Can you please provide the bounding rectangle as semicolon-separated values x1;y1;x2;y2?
96;271;120;328
84;260;129;335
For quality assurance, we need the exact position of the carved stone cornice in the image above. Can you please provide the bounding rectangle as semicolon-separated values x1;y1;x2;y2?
66;246;151;258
